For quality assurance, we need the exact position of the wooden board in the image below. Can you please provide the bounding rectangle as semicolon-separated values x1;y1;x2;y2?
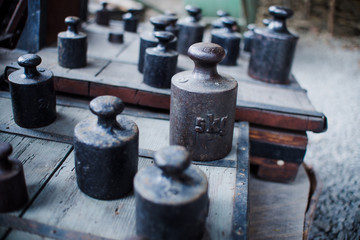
249;165;310;239
249;125;308;163
0;133;72;238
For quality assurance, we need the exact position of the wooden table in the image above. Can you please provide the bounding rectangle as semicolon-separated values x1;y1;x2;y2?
0;93;318;240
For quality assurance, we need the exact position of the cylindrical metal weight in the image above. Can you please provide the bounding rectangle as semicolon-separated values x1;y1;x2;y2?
108;31;124;43
164;12;179;37
95;1;110;26
243;24;255;53
74;96;139;200
138;15;177;73
8;54;56;128
211;17;241;66
143;31;178;88
0;142;29;213
123;8;140;33
177;5;205;55
211;10;230;29
58;16;87;68
248;6;299;84
134;146;209;240
170;43;238;161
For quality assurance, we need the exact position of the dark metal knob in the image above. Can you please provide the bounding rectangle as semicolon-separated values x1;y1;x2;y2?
185;5;201;22
188;42;225;66
154;146;190;177
18;54;41;78
216;10;230;18
163;14;178;25
247;24;255;31
154;31;174;52
128;8;141;14
268;6;293;33
65;16;80;34
269;5;293;19
101;1;108;9
89;96;125;128
0;142;12;170
188;42;225;80
222;17;236;32
150;15;172;31
262;18;271;27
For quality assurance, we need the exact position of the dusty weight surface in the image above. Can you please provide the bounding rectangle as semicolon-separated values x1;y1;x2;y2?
177;5;205;55
58;16;87;69
134;146;208;240
170;42;238;161
8;54;56;128
248;6;298;84
74;96;139;200
0;142;28;213
143;31;178;89
138;15;177;73
211;17;241;66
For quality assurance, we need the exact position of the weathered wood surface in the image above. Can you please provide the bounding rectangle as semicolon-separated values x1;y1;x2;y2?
0;21;327;133
0;133;72;238
249;165;310;239
0;93;314;239
250;156;301;182
249;125;308;163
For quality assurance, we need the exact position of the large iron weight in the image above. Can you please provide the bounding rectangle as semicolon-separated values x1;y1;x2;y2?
8;54;56;128
74;96;139;200
143;31;178;89
0;142;29;213
211;17;242;66
134;146;209;240
123;8;141;33
95;1;110;26
177;5;205;55
170;42;238;161
137;15;177;73
58;16;87;69
248;6;299;84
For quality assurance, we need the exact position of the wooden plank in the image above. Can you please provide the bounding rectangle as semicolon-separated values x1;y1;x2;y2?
248;165;310;239
0;48;26;75
5;153;237;240
0;133;72;238
4;0;27;34
249;125;308;163
236;107;327;133
36;47;109;81
86;32;129;60
232;122;249;240
250;125;308;148
114;35;140;65
0;214;115;240
250;156;301;182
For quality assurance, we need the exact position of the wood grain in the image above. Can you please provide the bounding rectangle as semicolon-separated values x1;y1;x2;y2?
5;154;237;240
0;133;72;238
248;165;310;239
